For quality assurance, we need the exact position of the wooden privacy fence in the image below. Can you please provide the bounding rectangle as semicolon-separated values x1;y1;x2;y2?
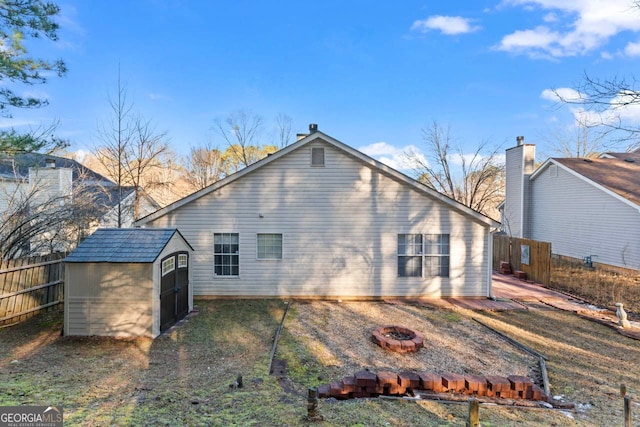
493;235;551;285
0;252;65;327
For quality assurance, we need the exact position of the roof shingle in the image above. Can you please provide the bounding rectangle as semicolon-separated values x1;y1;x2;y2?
553;156;640;206
65;228;188;263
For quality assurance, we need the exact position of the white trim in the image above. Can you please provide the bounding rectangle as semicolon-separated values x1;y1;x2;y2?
397;233;450;278
256;233;283;260
178;253;188;268
487;230;494;298
161;257;175;276
213;232;240;277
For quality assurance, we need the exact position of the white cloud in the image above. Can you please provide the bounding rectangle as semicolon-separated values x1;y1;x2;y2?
497;0;640;57
624;41;640;57
498;26;562;57
358;142;425;171
411;15;481;35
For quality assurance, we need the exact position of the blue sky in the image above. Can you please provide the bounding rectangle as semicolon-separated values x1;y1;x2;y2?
5;0;640;168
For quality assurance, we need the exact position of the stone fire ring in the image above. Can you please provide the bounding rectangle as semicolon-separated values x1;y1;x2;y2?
371;325;424;353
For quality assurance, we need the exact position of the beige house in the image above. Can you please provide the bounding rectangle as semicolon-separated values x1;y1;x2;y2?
64;228;193;338
137;126;499;299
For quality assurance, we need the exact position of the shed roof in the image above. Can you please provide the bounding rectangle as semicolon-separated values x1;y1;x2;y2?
65;228;191;263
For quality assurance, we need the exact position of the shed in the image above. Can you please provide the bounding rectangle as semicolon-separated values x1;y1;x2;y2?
64;228;193;338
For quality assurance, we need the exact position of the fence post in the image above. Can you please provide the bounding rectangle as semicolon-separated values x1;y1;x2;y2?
467;398;479;427
624;395;632;427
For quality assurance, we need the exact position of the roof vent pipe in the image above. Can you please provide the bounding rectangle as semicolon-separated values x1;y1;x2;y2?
516;136;524;146
309;123;318;133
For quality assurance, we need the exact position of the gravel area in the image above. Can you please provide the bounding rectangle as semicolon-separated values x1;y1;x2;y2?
285;300;539;381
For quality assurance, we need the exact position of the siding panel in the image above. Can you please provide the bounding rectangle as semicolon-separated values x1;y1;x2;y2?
531;164;640;270
146;141;490;297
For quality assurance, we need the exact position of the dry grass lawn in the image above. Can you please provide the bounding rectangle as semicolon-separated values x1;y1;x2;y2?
2;298;640;426
550;258;640;315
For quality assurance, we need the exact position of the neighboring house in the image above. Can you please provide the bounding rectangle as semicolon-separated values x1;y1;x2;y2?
502;138;640;271
0;153;159;256
137;126;499;299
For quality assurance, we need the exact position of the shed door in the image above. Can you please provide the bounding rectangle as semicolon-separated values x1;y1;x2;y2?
160;252;189;332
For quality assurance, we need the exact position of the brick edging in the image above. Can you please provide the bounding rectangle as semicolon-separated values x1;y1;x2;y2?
318;370;547;402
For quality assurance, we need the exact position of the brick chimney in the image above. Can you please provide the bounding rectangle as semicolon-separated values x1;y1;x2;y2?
504;136;535;238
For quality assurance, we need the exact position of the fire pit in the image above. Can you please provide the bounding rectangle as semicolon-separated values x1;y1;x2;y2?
371;325;424;353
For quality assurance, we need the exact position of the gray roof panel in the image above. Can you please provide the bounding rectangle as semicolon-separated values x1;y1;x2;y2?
65;228;187;263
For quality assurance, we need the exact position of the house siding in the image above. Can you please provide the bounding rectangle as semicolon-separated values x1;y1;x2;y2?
531;164;640;270
0;180;25;213
144;140;490;298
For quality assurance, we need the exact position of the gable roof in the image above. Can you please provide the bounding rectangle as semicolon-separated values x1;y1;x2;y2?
137;130;499;228
0;152;113;185
65;228;192;263
530;156;640;208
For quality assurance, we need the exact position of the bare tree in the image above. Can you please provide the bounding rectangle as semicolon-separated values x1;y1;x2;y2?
554;72;640;150
220;143;277;174
213;110;271;171
539;117;608;158
182;140;227;192
122;115;169;219
274;113;293;148
94;75;169;223
0;170;106;259
94;73;133;227
405;122;504;220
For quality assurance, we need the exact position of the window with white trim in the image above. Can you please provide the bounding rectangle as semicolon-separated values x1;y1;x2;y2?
257;233;282;260
214;233;239;276
397;234;450;278
162;257;175;276
423;234;450;277
397;234;423;277
178;253;188;268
